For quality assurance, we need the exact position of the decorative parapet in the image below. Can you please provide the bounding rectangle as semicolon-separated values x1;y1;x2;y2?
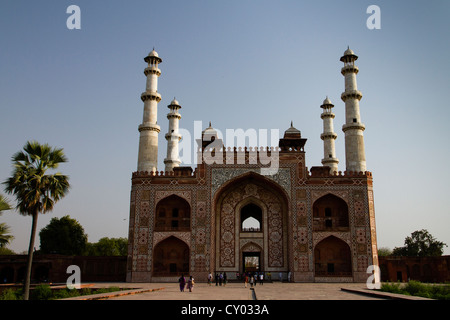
308;166;372;178
132;166;196;178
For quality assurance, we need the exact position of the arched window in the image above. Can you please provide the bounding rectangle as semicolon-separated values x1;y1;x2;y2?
153;236;189;276
313;194;349;231
155;195;190;231
241;203;262;232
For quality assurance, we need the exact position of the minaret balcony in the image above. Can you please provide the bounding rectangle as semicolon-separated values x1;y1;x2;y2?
141;91;162;102
144;66;161;77
321;157;339;165
320;112;336;119
320;132;337;140
342;122;365;132
163;158;182;165
139;123;161;133
167;113;182;120
341;65;359;75
165;132;182;140
341;90;362;102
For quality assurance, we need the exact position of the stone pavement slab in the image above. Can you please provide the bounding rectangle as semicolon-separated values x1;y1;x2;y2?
72;282;389;300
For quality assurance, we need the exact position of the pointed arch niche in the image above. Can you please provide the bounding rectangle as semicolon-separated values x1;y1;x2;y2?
153;236;189;276
155;195;191;231
314;236;352;277
214;172;289;273
313;193;349;231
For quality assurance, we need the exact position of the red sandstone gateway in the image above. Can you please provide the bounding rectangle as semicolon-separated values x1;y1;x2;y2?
127;48;378;284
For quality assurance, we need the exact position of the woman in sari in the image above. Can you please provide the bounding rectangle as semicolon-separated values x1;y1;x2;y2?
187;276;195;292
179;274;186;292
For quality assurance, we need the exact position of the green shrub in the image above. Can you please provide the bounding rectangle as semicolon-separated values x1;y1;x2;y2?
404;280;425;296
53;287;82;299
0;288;21;300
94;286;120;294
0;284;125;300
380;282;403;294
381;281;450;300
81;288;92;296
31;284;53;300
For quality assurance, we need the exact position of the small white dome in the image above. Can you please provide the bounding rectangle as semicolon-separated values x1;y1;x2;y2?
149;49;159;57
170;98;180;106
323;97;332;105
344;47;354;56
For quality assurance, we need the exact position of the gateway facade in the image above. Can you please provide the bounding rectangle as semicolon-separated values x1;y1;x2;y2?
126;48;378;283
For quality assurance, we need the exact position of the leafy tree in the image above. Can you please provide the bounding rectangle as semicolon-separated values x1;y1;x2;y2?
85;237;128;256
39;215;88;255
3;141;69;300
0;195;14;248
377;247;392;257
0;247;16;255
392;229;447;257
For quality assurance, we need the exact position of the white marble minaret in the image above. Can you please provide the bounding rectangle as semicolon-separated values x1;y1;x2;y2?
137;49;162;173
340;47;366;173
164;98;182;172
320;97;339;174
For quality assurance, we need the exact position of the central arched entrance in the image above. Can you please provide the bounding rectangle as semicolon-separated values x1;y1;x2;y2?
214;172;289;277
241;241;263;273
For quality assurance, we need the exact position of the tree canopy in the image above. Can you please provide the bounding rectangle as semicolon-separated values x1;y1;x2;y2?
39;215;88;255
392;229;447;257
0;195;14;248
84;237;128;256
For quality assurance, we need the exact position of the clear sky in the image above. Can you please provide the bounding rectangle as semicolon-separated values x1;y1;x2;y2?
1;0;449;255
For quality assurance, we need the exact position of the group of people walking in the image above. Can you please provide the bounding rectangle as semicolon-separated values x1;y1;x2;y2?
206;272;265;287
207;272;228;286
178;274;195;292
243;272;264;287
179;271;292;292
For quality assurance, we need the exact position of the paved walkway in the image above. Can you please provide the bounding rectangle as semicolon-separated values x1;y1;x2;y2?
63;282;414;300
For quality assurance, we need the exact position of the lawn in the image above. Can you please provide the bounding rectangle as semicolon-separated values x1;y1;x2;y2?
380;281;450;300
0;284;123;300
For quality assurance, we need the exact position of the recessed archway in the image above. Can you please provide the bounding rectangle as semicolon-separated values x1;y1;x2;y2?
152;236;189;276
314;236;352;277
313;194;349;231
214;172;289;273
155;195;190;231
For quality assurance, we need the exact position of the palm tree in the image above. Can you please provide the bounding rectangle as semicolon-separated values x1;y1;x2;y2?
0;195;14;248
0;194;11;212
0;223;14;248
3;141;70;300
